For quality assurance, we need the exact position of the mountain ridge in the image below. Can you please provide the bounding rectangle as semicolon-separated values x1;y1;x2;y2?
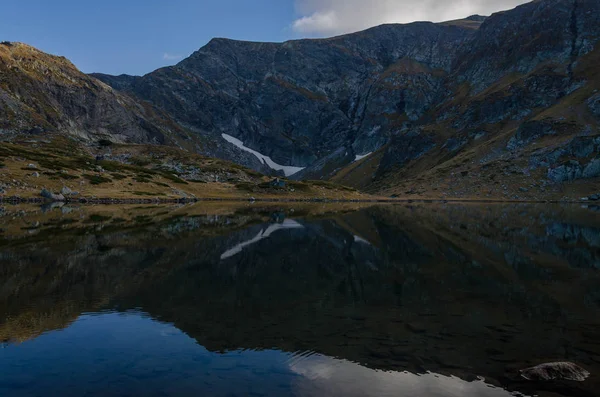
93;16;478;175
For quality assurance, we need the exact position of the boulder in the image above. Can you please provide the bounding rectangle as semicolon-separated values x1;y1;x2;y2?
40;189;66;202
520;362;590;382
583;158;600;179
507;121;556;151
588;93;600;120
40;188;52;199
548;160;583;182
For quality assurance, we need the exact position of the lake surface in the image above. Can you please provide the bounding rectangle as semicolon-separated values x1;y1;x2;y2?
1;202;599;396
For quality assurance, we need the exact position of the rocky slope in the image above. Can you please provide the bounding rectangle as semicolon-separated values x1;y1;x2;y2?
92;18;480;175
342;0;600;200
0;42;171;144
92;0;600;200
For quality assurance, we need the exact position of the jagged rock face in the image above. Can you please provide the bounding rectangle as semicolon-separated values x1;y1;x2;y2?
589;92;600;120
454;0;575;90
0;43;166;144
94;22;475;172
365;0;600;195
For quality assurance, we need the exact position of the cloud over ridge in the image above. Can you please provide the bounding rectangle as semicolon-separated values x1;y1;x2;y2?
292;0;529;36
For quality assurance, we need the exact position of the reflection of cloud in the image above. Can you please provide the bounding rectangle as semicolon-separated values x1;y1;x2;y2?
220;219;304;260
288;354;526;397
163;53;182;61
292;0;528;36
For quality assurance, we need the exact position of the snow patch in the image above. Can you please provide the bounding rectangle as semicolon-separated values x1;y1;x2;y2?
367;126;381;136
354;152;372;162
220;219;304;260
353;235;371;245
222;133;304;177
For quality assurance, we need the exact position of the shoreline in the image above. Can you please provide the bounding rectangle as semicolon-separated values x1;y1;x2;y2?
0;195;596;205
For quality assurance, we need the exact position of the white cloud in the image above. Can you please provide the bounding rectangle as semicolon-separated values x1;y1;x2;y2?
162;53;182;61
292;0;529;36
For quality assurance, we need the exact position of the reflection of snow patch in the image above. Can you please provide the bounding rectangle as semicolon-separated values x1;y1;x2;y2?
354;152;372;162
221;133;304;177
220;219;304;260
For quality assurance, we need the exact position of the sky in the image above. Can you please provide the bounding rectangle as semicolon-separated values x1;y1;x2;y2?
0;0;528;76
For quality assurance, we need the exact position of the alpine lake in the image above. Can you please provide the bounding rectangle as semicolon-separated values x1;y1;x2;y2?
1;201;599;397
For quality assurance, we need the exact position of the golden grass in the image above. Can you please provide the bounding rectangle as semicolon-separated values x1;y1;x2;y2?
0;135;371;201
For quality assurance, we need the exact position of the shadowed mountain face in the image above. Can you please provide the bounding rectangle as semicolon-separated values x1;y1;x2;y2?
90;0;600;197
93;22;473;171
1;203;599;396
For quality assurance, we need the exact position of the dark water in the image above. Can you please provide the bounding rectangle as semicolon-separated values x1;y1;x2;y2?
1;202;599;397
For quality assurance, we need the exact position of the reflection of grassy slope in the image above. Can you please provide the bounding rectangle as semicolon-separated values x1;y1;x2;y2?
0;202;374;342
0;135;368;200
0;202;376;244
0;205;271;343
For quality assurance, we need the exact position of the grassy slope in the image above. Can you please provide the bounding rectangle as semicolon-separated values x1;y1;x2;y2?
0;134;369;201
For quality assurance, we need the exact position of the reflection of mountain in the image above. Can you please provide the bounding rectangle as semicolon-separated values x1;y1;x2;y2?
1;204;600;396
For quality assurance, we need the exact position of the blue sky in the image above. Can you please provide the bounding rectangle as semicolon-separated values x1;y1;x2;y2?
1;0;295;75
0;0;527;76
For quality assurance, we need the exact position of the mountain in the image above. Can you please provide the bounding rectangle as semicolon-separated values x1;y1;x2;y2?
92;18;479;176
91;0;600;200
